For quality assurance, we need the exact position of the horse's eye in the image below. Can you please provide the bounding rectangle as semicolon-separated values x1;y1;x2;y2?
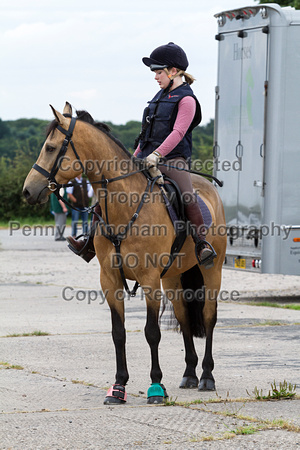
46;145;56;153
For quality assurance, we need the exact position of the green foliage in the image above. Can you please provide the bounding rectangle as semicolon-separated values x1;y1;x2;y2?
0;119;10;139
249;380;297;400
0;118;48;160
5;330;50;337
106;120;142;153
230;425;259;435
191;119;214;174
164;396;178;406
0;116;214;221
257;0;300;8
249;301;300;310
0;147;51;221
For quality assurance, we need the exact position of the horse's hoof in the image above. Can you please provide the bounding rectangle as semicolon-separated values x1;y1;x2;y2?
104;384;127;405
147;383;168;404
104;396;125;405
147;396;165;404
198;378;215;391
179;376;199;389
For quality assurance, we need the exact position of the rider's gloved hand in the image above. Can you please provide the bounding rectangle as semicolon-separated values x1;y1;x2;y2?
145;151;164;185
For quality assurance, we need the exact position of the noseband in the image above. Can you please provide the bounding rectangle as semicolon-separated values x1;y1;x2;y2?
32;117;83;192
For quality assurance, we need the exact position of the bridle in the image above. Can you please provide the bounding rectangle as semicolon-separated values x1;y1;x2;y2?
32;117;84;192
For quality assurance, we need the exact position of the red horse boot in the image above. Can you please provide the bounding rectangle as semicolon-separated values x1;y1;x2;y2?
66;203;102;263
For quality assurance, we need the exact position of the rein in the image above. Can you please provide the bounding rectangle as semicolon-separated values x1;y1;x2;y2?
158;163;223;187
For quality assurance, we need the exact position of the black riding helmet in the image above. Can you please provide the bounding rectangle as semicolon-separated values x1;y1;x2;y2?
142;42;189;72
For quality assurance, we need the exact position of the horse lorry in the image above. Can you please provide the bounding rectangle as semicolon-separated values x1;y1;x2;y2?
213;3;300;275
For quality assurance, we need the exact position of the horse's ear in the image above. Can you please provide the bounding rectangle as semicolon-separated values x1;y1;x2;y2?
63;102;72;116
49;105;69;128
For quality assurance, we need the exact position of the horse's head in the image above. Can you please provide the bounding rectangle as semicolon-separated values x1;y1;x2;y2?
23;102;83;205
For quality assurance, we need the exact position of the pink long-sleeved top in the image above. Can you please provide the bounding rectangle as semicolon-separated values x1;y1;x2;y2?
133;95;196;157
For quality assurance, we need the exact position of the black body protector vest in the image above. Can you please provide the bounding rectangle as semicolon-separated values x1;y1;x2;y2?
138;83;202;160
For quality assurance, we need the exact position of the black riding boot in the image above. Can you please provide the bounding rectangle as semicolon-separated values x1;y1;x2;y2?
185;201;217;269
66;203;102;263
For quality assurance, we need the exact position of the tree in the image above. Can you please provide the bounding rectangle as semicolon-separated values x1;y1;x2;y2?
0;119;10;139
0;149;50;220
257;0;300;8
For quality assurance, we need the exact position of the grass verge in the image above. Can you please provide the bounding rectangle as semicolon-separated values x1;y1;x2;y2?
247;301;300;311
4;330;50;338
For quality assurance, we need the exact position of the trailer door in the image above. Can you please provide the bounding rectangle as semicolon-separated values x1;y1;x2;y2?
215;27;268;226
215;31;242;226
238;28;268;226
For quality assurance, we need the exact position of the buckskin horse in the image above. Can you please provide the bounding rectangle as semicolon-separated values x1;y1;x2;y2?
23;102;227;404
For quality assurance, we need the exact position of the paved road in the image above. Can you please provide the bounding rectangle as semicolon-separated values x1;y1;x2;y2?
0;227;299;448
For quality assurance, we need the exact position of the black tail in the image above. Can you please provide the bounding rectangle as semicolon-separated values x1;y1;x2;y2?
181;264;206;338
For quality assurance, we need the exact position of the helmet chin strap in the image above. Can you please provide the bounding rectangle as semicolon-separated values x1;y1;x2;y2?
163;68;184;93
165;79;174;92
163;68;174;94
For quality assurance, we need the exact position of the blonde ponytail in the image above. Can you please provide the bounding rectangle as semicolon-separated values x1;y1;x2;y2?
183;72;195;85
164;68;195;85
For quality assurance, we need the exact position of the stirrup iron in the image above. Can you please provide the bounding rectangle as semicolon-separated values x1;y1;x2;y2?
195;240;217;269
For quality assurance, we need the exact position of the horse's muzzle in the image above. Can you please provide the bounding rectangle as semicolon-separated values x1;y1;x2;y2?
23;187;37;205
22;184;49;205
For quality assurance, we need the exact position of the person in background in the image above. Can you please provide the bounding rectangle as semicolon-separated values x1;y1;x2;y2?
50;188;68;241
66;174;93;238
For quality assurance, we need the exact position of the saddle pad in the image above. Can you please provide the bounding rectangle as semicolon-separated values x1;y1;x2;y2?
159;188;212;278
164;191;212;231
197;195;212;229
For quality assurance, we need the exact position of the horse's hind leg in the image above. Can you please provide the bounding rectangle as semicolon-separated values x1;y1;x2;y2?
198;307;216;391
162;276;199;389
198;267;220;391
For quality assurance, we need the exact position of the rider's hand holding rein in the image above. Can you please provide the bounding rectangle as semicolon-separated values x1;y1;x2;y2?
145;150;164;185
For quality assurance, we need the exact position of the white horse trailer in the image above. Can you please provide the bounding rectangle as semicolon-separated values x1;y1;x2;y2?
213;4;300;275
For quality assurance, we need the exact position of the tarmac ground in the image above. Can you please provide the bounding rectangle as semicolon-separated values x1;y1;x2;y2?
0;226;300;449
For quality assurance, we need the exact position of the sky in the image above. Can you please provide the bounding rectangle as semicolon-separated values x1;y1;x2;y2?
0;0;258;125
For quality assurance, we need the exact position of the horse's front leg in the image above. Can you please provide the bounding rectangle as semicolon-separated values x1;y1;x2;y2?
101;270;128;405
143;280;168;404
162;276;199;389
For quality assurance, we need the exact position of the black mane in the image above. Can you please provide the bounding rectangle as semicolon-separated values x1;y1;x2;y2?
46;109;132;158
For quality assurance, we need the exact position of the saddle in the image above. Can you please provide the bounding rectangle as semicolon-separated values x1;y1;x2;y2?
159;177;212;277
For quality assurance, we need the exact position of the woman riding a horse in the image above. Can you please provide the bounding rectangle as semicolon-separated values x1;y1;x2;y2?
23;43;226;405
67;42;216;269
